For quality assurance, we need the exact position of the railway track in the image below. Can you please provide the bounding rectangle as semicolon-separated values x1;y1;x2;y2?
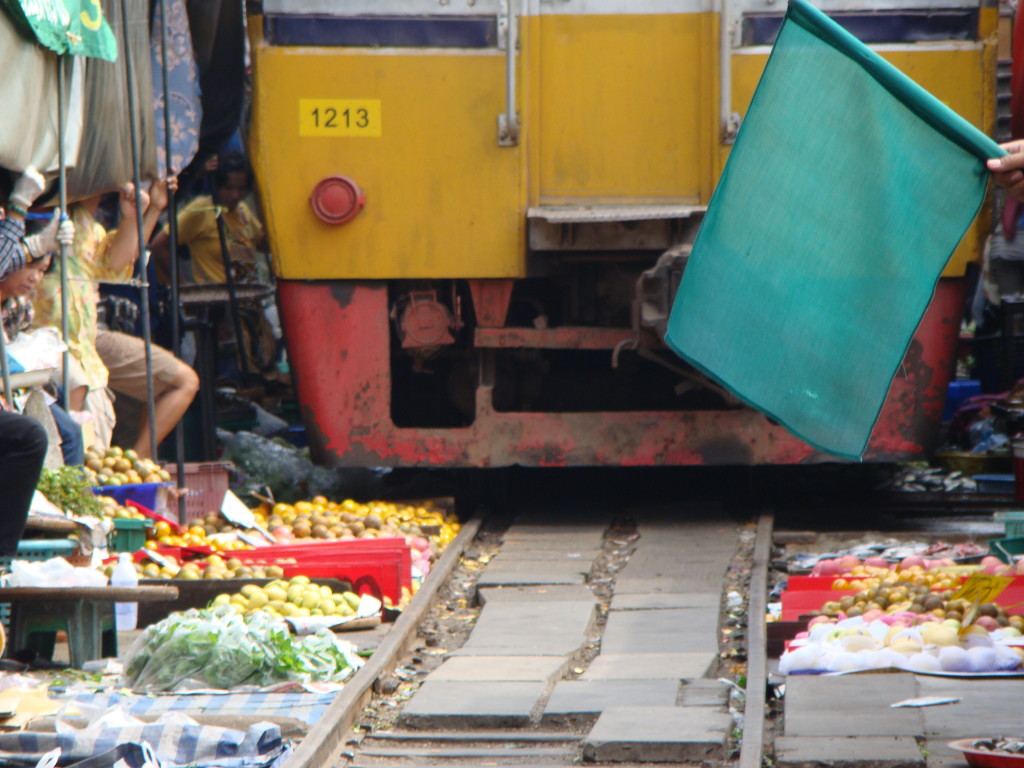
273;465;1013;768
276;478;774;768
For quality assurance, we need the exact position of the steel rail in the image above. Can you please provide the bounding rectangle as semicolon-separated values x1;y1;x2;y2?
739;510;774;768
280;514;483;768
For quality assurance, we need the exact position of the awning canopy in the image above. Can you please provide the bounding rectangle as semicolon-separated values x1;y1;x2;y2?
2;0;117;61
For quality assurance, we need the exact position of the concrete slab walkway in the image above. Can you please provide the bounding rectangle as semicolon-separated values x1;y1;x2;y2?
387;512;742;762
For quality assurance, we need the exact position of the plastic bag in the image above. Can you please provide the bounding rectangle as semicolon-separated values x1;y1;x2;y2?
219;431;314;503
2;557;107;587
122;605;361;692
968;417;1009;453
6;327;66;373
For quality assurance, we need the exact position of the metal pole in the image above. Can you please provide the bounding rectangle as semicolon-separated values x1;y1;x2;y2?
119;0;158;460
0;313;11;406
215;213;249;378
158;0;186;519
57;57;71;411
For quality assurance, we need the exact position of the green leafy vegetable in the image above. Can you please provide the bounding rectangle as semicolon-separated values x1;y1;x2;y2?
122;605;362;692
36;466;104;517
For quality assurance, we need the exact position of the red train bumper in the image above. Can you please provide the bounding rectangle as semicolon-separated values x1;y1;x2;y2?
278;279;964;467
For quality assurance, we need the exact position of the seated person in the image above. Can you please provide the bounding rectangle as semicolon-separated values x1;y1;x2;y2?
0;247;84;466
152;151;267;284
33;179;198;459
151;152;279;382
96;326;198;460
0;166;52;553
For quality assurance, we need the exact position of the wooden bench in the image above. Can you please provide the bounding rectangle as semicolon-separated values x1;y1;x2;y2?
0;585;179;667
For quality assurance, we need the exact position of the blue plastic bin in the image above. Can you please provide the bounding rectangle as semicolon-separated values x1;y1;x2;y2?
92;483;169;513
943;380;981;421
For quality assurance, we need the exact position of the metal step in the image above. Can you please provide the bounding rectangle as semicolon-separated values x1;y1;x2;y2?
527;204;704;224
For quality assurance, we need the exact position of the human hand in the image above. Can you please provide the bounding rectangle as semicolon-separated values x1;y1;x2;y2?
988;140;1024;203
147;176;177;212
23;210;61;260
10;166;45;209
56;211;75;247
118;183;151;220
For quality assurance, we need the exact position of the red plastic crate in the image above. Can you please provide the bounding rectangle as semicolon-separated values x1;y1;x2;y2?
277;554;405;602
780;590;856;621
232;538;412;587
786;576;851;590
126;500;186;534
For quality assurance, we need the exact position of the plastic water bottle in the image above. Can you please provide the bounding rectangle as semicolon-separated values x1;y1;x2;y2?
111;552;138;632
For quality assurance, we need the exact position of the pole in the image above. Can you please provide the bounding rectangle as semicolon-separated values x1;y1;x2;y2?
157;0;186;520
0;313;11;407
119;0;158;460
57;58;71;411
215;213;249;378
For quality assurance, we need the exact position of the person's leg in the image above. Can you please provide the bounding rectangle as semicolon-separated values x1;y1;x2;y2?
0;411;47;554
96;329;199;459
48;403;85;466
82;387;116;452
51;356;90;412
134;359;199;456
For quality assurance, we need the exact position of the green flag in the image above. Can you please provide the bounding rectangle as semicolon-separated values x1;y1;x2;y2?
664;0;1003;460
2;0;117;61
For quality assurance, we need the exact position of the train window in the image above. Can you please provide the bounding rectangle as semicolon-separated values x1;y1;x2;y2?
262;0;501;48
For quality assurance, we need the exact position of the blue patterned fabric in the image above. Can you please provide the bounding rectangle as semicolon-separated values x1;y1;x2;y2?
150;0;201;176
0;717;287;768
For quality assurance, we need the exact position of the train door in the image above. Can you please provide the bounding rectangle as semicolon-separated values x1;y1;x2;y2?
526;0;720;211
253;0;526;281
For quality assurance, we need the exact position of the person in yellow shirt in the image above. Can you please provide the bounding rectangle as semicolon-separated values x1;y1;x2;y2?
152;152;278;380
152;152;266;285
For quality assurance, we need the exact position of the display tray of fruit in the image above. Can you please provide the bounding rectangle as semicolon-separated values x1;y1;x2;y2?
253;496;459;556
83;446;171;487
134;576;355;628
145;518;255;553
949;738;1024;768
779;598;1024;675
208;577;366;619
106;553;284;581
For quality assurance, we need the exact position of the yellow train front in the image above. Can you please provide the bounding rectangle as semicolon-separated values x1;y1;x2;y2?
249;0;996;468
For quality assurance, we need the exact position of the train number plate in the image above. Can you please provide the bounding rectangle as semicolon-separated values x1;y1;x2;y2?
299;99;382;137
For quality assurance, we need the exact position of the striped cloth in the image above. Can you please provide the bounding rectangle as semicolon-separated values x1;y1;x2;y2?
0;717;287;768
68;690;338;727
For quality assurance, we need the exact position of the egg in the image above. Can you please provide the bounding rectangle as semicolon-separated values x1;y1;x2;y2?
779;645;822;675
993;644;1023;671
938;645;972;672
966;646;997;673
962;625;994;648
825;651;868;673
809;623;836;643
840;634;878;653
874;648;909;670
920;623;959;647
906;652;942;672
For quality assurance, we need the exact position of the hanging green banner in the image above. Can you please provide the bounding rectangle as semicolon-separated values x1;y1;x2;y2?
1;0;117;61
